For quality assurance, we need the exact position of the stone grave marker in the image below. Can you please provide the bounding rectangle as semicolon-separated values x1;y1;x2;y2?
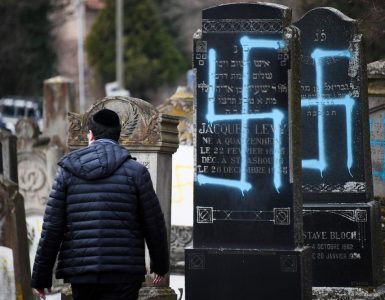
158;86;194;146
158;87;194;273
369;109;385;198
0;246;16;300
295;8;383;288
15;117;64;271
185;3;311;300
368;60;385;199
0;130;18;183
68;96;179;300
0;129;33;300
367;60;385;270
44;76;76;148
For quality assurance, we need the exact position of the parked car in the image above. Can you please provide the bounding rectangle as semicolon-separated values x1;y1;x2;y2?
0;97;43;133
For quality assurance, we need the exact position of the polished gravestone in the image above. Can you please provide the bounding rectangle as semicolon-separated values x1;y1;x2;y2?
295;8;383;289
186;3;311;300
304;203;380;287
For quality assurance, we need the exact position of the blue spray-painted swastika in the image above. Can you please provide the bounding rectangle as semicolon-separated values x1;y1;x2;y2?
301;49;354;177
197;36;285;194
369;117;385;181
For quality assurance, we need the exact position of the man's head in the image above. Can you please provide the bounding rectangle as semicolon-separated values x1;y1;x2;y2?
87;108;121;143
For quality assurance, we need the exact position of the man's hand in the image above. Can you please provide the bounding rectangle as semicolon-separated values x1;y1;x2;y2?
152;274;165;284
33;288;51;299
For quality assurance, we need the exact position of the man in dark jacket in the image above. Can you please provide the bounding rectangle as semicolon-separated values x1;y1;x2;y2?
31;109;169;300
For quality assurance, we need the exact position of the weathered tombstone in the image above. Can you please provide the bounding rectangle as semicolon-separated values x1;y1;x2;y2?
68;96;179;300
158;86;194;146
368;60;385;199
44;76;76;148
294;8;384;292
0;130;18;183
0;129;34;300
0;246;16;300
158;87;194;274
15;117;64;271
186;3;311;299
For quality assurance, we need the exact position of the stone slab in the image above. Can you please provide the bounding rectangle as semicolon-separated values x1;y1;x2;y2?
303;201;383;287
369;107;385;198
139;287;177;300
0;130;18;183
0;246;16;300
185;247;312;300
312;285;385;300
170;225;193;274
43;76;76;147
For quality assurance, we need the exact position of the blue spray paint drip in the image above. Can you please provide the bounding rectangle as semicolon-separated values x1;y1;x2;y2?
369;117;385;181
301;48;354;177
198;37;285;194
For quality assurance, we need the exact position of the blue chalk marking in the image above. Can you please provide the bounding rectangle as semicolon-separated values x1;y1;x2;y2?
198;37;285;194
369;117;385;181
302;48;354;177
207;49;216;119
197;174;253;192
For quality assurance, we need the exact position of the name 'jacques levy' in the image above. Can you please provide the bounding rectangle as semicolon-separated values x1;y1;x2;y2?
199;122;285;135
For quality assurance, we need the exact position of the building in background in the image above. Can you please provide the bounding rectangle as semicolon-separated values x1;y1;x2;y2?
51;0;105;112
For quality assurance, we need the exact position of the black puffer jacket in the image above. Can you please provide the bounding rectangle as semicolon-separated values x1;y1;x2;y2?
31;140;169;288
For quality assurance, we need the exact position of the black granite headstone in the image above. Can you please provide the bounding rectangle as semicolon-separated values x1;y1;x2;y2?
186;3;311;299
295;7;383;287
304;202;381;286
194;3;300;250
295;7;372;203
186;248;311;300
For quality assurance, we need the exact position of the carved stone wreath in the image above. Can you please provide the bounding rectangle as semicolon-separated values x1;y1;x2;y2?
68;96;161;148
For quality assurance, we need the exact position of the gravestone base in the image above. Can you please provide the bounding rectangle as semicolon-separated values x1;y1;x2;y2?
46;293;73;300
312;285;385;300
304;201;383;287
185;247;312;300
51;282;177;300
139;287;177;300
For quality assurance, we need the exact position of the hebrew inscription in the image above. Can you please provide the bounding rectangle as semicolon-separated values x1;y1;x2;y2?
193;6;301;250
196;36;291;198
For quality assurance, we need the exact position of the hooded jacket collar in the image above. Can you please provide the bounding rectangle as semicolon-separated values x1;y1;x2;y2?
59;142;132;180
